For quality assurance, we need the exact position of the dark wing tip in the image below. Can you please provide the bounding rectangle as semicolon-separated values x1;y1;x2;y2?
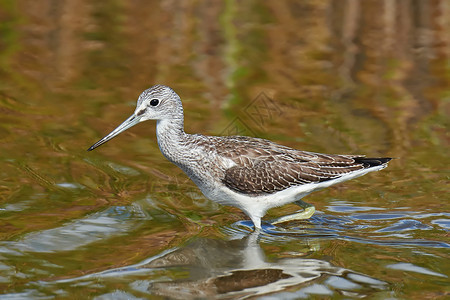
354;157;392;168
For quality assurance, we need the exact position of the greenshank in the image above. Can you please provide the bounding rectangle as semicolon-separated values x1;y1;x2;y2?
88;85;391;229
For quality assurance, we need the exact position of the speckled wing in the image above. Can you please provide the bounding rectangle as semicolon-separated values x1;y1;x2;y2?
215;136;390;195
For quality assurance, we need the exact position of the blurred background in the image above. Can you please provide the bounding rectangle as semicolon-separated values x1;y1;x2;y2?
0;0;449;298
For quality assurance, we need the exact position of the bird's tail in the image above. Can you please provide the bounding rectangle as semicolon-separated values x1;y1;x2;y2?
354;157;392;168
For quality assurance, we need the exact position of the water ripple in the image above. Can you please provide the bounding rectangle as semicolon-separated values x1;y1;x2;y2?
223;209;450;249
0;198;164;254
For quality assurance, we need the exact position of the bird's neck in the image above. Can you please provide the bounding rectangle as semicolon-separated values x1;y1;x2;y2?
156;118;190;164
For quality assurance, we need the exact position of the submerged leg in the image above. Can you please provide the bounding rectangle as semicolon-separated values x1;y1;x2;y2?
250;215;262;231
272;200;315;225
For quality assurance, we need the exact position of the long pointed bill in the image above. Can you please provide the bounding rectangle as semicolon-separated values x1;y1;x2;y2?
87;114;142;151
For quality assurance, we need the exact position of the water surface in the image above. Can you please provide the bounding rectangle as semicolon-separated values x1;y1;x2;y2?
0;1;449;298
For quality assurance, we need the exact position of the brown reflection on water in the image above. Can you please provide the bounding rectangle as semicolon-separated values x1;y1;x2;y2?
328;0;447;157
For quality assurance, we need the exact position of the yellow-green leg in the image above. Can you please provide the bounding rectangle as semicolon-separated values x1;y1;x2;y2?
272;200;315;224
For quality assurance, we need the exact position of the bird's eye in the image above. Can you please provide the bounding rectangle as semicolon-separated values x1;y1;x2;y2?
150;99;159;106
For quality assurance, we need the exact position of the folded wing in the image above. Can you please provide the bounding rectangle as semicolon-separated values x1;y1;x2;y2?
215;136;391;195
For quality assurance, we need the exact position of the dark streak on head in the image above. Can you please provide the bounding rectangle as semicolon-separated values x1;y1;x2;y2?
136;109;146;116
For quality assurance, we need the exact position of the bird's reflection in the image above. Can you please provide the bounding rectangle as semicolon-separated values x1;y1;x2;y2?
43;230;387;298
144;230;387;298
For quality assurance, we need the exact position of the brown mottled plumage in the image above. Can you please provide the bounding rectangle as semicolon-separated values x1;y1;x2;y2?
211;136;389;195
88;85;392;230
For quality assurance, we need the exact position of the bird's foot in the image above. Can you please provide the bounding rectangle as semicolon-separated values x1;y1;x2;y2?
271;203;315;225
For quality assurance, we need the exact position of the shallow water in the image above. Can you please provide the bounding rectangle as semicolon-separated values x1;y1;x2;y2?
0;1;449;299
